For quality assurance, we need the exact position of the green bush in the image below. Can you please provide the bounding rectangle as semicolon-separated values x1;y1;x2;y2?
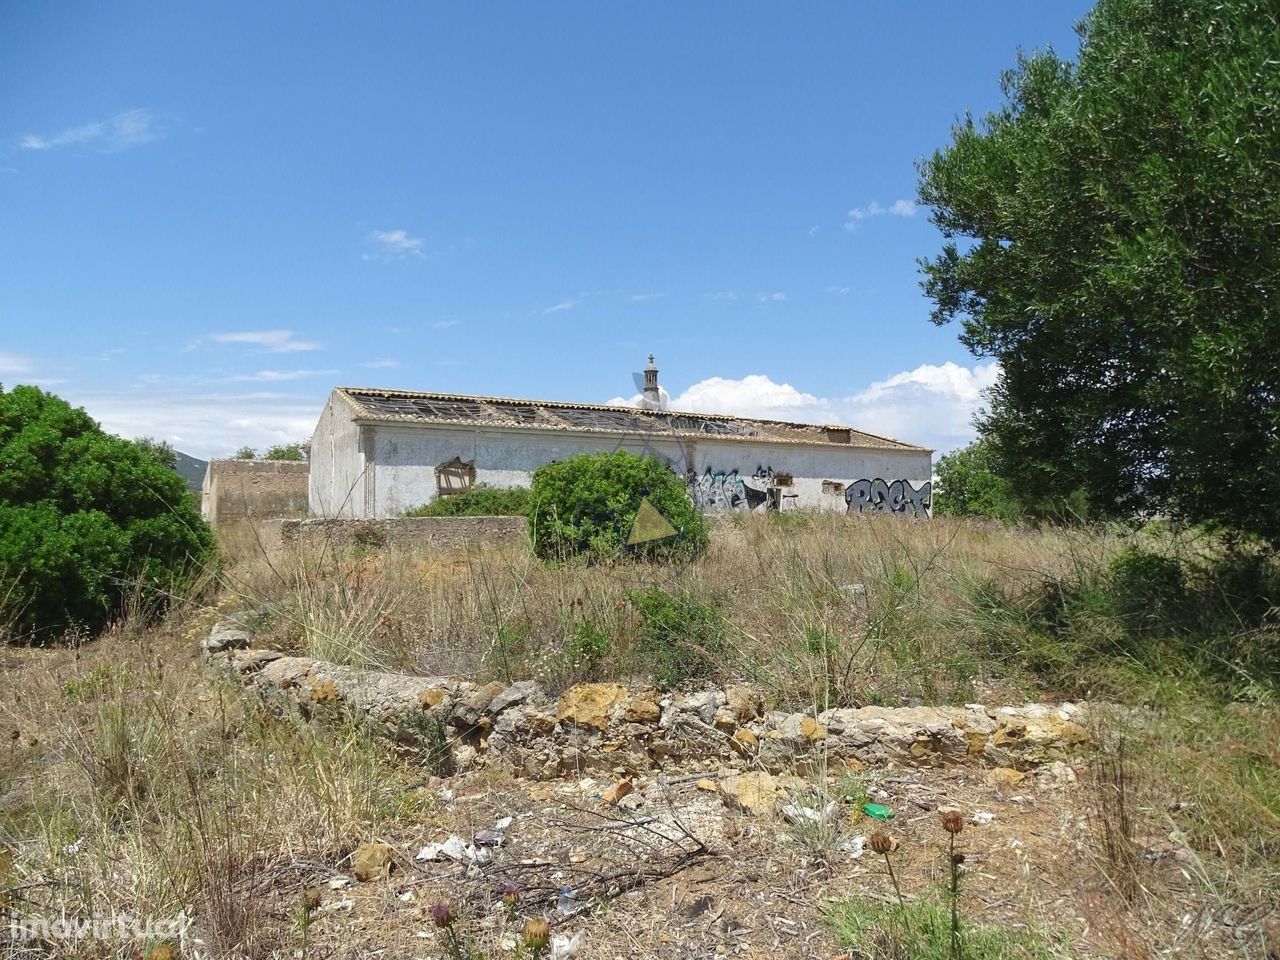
0;385;213;642
628;586;732;688
528;450;708;562
1109;547;1185;633
563;619;612;680
404;485;531;518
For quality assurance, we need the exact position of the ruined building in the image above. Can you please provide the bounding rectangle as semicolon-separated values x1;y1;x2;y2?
307;358;932;519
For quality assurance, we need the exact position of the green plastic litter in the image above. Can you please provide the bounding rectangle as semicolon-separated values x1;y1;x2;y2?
863;802;895;821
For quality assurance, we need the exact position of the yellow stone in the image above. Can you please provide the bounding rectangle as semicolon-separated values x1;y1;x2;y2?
557;683;628;730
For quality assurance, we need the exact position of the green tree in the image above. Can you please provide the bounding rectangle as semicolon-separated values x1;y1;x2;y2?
232;446;256;460
933;439;1020;521
0;386;213;642
918;0;1280;542
134;436;178;470
264;442;308;462
528;450;708;562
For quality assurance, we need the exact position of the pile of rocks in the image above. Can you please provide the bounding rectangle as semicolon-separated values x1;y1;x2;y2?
203;621;1089;780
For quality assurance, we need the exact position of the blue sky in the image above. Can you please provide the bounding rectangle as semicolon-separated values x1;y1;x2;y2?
1;2;1092;458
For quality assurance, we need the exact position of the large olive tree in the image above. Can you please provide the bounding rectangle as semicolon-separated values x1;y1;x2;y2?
919;0;1280;540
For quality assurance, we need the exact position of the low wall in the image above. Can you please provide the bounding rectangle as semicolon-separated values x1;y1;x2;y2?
202;459;310;525
258;515;528;554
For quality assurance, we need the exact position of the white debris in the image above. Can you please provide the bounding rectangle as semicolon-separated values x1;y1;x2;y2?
780;801;839;826
551;932;584;958
494;815;514;830
326;875;352;890
840;835;869;858
971;811;996;825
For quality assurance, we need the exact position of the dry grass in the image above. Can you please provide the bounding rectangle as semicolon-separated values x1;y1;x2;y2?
2;513;1277;957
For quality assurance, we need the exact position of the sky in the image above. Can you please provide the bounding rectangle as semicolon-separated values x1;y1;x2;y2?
1;2;1093;459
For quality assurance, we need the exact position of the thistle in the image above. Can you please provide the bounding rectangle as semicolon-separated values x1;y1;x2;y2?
868;830;903;904
431;901;466;960
939;809;964;959
522;916;552;956
296;886;322;959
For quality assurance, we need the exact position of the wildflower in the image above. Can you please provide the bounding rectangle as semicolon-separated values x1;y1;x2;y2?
522;917;552;950
501;880;520;911
868;830;899;854
940;808;964;835
300;887;323;912
430;900;457;928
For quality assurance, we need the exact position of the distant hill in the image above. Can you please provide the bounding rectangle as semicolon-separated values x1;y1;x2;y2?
174;450;207;492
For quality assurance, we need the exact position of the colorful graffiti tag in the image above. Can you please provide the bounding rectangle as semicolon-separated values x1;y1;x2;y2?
844;478;931;518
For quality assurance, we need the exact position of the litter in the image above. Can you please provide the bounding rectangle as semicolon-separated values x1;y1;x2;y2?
863;802;895;821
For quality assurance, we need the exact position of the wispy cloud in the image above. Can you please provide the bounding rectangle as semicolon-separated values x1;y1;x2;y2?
808;224;820;238
629;292;664;302
0;352;33;374
543;299;580;315
432;319;460;329
364;228;425;260
705;290;738;302
19;109;160;153
825;285;851;295
757;291;787;304
845;199;917;228
233;369;337;382
208;329;321;353
361;358;400;369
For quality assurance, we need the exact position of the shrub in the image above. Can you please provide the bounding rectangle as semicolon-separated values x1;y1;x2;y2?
405;485;530;518
628;586;732;688
528;450;708;562
0;385;213;642
563;619;611;680
1109;547;1185;634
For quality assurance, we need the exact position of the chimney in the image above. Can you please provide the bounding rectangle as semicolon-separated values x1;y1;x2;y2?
643;354;661;407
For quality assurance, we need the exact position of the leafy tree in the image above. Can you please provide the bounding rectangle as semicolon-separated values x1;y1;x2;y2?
528;450;708;562
918;0;1280;542
232;446;256;460
0;386;213;642
134;436;177;470
933;439;1020;521
264;442;308;462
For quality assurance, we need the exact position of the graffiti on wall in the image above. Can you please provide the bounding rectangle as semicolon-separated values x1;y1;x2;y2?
844;478;932;518
686;466;773;511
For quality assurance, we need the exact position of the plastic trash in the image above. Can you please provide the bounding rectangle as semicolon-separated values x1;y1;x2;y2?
862;802;895;821
556;886;581;918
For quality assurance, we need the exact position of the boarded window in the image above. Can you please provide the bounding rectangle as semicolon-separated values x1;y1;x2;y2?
772;473;793;487
824;427;852;444
435;456;476;496
822;480;846;495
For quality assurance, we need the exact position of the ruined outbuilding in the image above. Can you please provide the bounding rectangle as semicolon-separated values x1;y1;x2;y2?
308;358;933;519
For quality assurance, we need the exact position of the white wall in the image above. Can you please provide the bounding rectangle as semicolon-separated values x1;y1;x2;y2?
308;393;369;518
361;422;932;519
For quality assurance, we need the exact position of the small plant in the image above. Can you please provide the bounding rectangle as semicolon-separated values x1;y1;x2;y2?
869;830;903;904
295;887;322;959
397;711;455;776
563;618;611;679
522;917;551;957
940;808;965;959
430;901;469;960
628;586;733;689
1087;731;1139;901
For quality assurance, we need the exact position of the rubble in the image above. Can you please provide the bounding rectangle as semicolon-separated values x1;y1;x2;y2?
203;626;1093;782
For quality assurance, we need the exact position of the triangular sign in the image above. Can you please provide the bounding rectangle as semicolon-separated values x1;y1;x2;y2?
626;497;679;545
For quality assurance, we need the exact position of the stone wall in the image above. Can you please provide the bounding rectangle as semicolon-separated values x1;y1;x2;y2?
201;459;310;525
203;625;1090;780
257;515;528;554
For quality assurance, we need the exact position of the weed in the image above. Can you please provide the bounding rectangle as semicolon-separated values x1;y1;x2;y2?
628;586;732;689
828;897;1063;960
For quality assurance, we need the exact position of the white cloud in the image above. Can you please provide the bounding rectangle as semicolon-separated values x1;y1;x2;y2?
629;292;664;302
61;388;324;460
20;109;159;153
543;299;580;315
845;198;917;228
432;319;460;329
705;290;738;301
607;361;999;454
825;285;851;295
233;369;337;382
0;352;33;374
209;329;321;353
364;229;425;259
361;358;400;368
757;292;787;304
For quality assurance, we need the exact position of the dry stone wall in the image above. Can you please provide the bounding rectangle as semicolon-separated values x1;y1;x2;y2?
203;622;1089;779
257;516;527;554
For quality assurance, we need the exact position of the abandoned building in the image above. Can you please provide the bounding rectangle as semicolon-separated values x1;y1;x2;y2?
307;358;933;519
201;458;310;524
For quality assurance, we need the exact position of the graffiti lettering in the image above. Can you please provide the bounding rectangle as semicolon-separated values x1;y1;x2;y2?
686;467;771;511
845;478;931;518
